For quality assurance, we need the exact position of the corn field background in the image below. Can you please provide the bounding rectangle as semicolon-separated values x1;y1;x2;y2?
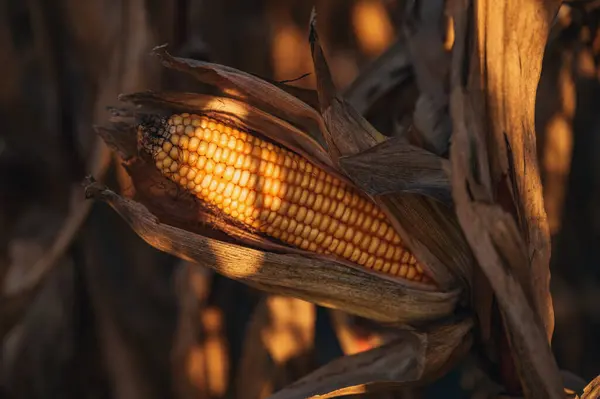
0;0;599;398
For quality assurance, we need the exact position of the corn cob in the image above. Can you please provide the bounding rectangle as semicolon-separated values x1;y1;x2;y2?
139;113;432;284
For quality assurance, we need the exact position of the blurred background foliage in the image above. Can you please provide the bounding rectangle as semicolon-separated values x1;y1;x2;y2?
0;0;598;398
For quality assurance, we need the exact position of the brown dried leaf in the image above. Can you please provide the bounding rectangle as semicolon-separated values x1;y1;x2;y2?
448;0;564;396
308;9;387;163
83;181;459;325
471;0;559;339
308;9;474;292
266;317;473;399
151;44;327;146
339;136;451;204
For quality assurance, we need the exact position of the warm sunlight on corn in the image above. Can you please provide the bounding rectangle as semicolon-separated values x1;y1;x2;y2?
351;0;394;57
139;113;431;284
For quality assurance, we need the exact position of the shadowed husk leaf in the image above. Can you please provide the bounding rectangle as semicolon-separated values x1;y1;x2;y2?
266;317;473;399
339;135;452;204
308;9;474;292
151;44;327;146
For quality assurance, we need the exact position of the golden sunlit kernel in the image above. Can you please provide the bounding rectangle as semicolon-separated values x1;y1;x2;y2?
223;166;235;181
170;161;179;173
322;235;333;249
205;159;216;174
224;182;235;197
239;170;250;187
245;190;257;206
368;237;380;254
376;241;387;257
250;157;260;173
214;163;226;177
333;224;347;240
327;219;339;235
382;262;392;273
340;207;351;223
334;240;348;257
343;243;354;259
270;197;282;212
188;137;200;151
293;187;303;203
296;207;307;223
328;238;340;252
401;252;410;263
179;165;189;177
288;204;299;218
197;141;208;156
398;265;408;277
365;255;376;268
406;267;416;280
206;142;217;158
287;219;298;234
238;187;250;203
373;259;384;271
300;225;311;239
169;147;179;160
357;252;368;265
179;135;190;149
162;141;173;153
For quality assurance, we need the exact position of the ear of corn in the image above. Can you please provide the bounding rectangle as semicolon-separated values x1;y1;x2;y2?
138;113;432;285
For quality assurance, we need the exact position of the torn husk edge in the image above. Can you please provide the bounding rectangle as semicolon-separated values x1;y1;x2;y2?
266;317;473;399
308;9;474;292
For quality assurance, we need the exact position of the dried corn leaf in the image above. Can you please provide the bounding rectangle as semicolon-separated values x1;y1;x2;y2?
309;10;387;162
151;45;326;146
339;136;451;204
448;0;563;397
266;317;473;399
84;181;459;325
309;9;474;292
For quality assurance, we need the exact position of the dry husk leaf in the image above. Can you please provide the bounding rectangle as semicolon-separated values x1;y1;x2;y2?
266;317;473;399
448;0;564;397
308;10;474;292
